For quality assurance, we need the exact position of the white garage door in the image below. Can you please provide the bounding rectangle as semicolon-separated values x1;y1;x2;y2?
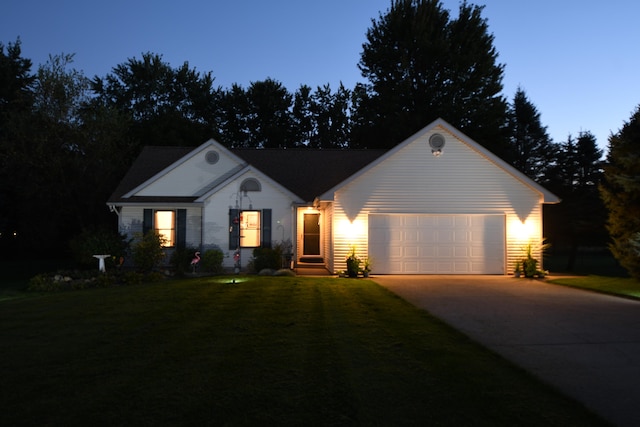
369;214;505;274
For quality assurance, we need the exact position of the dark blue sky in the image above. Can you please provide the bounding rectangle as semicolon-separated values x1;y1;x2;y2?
3;0;639;150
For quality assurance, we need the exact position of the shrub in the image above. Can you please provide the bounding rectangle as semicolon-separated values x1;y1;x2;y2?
131;231;166;272
69;228;129;269
249;241;292;273
123;271;144;286
201;248;224;274
27;274;60;292
251;247;281;272
170;246;200;275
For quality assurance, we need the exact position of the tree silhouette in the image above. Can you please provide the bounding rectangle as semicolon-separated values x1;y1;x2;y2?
353;0;508;155
600;106;640;279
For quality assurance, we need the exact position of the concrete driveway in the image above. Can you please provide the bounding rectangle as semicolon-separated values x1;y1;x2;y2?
372;275;640;427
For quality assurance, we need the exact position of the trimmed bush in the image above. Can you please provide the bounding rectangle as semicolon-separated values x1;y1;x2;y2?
251;247;281;272
131;231;166;272
69;228;129;269
201;249;224;274
170;247;200;275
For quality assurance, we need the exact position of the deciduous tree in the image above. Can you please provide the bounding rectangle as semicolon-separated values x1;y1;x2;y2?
90;52;222;148
245;78;295;148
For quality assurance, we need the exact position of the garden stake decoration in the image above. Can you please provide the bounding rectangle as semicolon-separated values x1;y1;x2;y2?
191;251;201;273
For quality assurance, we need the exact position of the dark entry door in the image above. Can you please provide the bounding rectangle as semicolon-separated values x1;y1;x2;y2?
303;213;320;256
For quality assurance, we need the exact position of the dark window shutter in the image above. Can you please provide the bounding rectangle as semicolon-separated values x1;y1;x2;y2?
229;208;239;250
262;209;272;248
177;209;187;250
143;209;153;235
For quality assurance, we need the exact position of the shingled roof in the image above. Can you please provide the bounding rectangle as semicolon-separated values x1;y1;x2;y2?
108;146;387;204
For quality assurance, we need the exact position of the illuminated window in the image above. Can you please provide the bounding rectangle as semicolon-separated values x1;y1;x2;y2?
154;211;175;247
240;210;260;247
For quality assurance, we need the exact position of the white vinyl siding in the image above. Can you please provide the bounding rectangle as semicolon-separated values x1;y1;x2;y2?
202;170;298;269
118;206;202;247
332;126;545;274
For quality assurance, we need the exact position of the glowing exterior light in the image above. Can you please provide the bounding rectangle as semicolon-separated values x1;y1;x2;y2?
336;218;366;242
509;218;534;242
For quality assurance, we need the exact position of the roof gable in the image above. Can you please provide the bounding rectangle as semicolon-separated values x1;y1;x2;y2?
318;118;560;204
123;139;249;198
108;119;559;206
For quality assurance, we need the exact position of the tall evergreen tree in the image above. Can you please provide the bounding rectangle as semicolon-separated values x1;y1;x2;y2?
506;87;554;181
545;131;606;270
0;39;34;118
353;0;508;155
575;131;603;188
600;106;640;279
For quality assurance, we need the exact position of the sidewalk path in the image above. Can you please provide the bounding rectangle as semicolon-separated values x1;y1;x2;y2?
373;275;640;427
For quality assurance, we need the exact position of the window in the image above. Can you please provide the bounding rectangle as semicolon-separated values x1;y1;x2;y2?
154;210;175;247
240;210;260;247
229;208;271;250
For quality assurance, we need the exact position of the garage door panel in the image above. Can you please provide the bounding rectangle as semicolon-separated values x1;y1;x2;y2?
369;214;505;274
404;230;418;241
437;230;453;243
454;230;469;242
420;230;436;243
404;246;419;257
389;230;402;241
438;261;454;273
419;246;436;257
454;262;470;273
454;246;469;257
404;216;418;227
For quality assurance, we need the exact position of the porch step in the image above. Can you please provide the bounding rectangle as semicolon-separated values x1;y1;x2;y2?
299;257;324;264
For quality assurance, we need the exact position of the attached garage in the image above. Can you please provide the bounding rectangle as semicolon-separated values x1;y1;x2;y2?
368;214;505;274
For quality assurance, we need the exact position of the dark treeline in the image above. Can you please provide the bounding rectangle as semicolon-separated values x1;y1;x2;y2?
0;1;611;261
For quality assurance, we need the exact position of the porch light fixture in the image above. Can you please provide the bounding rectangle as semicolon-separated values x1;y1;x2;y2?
429;133;445;157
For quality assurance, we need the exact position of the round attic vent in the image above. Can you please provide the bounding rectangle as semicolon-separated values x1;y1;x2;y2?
205;150;219;165
429;133;445;150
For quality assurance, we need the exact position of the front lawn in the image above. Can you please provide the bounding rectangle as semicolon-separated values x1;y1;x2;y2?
0;276;607;426
548;275;640;300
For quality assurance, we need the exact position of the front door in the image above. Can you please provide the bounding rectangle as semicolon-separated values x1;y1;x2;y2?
303;213;320;256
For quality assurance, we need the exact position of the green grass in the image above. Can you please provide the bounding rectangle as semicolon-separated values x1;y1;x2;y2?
548;275;640;300
0;276;608;426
